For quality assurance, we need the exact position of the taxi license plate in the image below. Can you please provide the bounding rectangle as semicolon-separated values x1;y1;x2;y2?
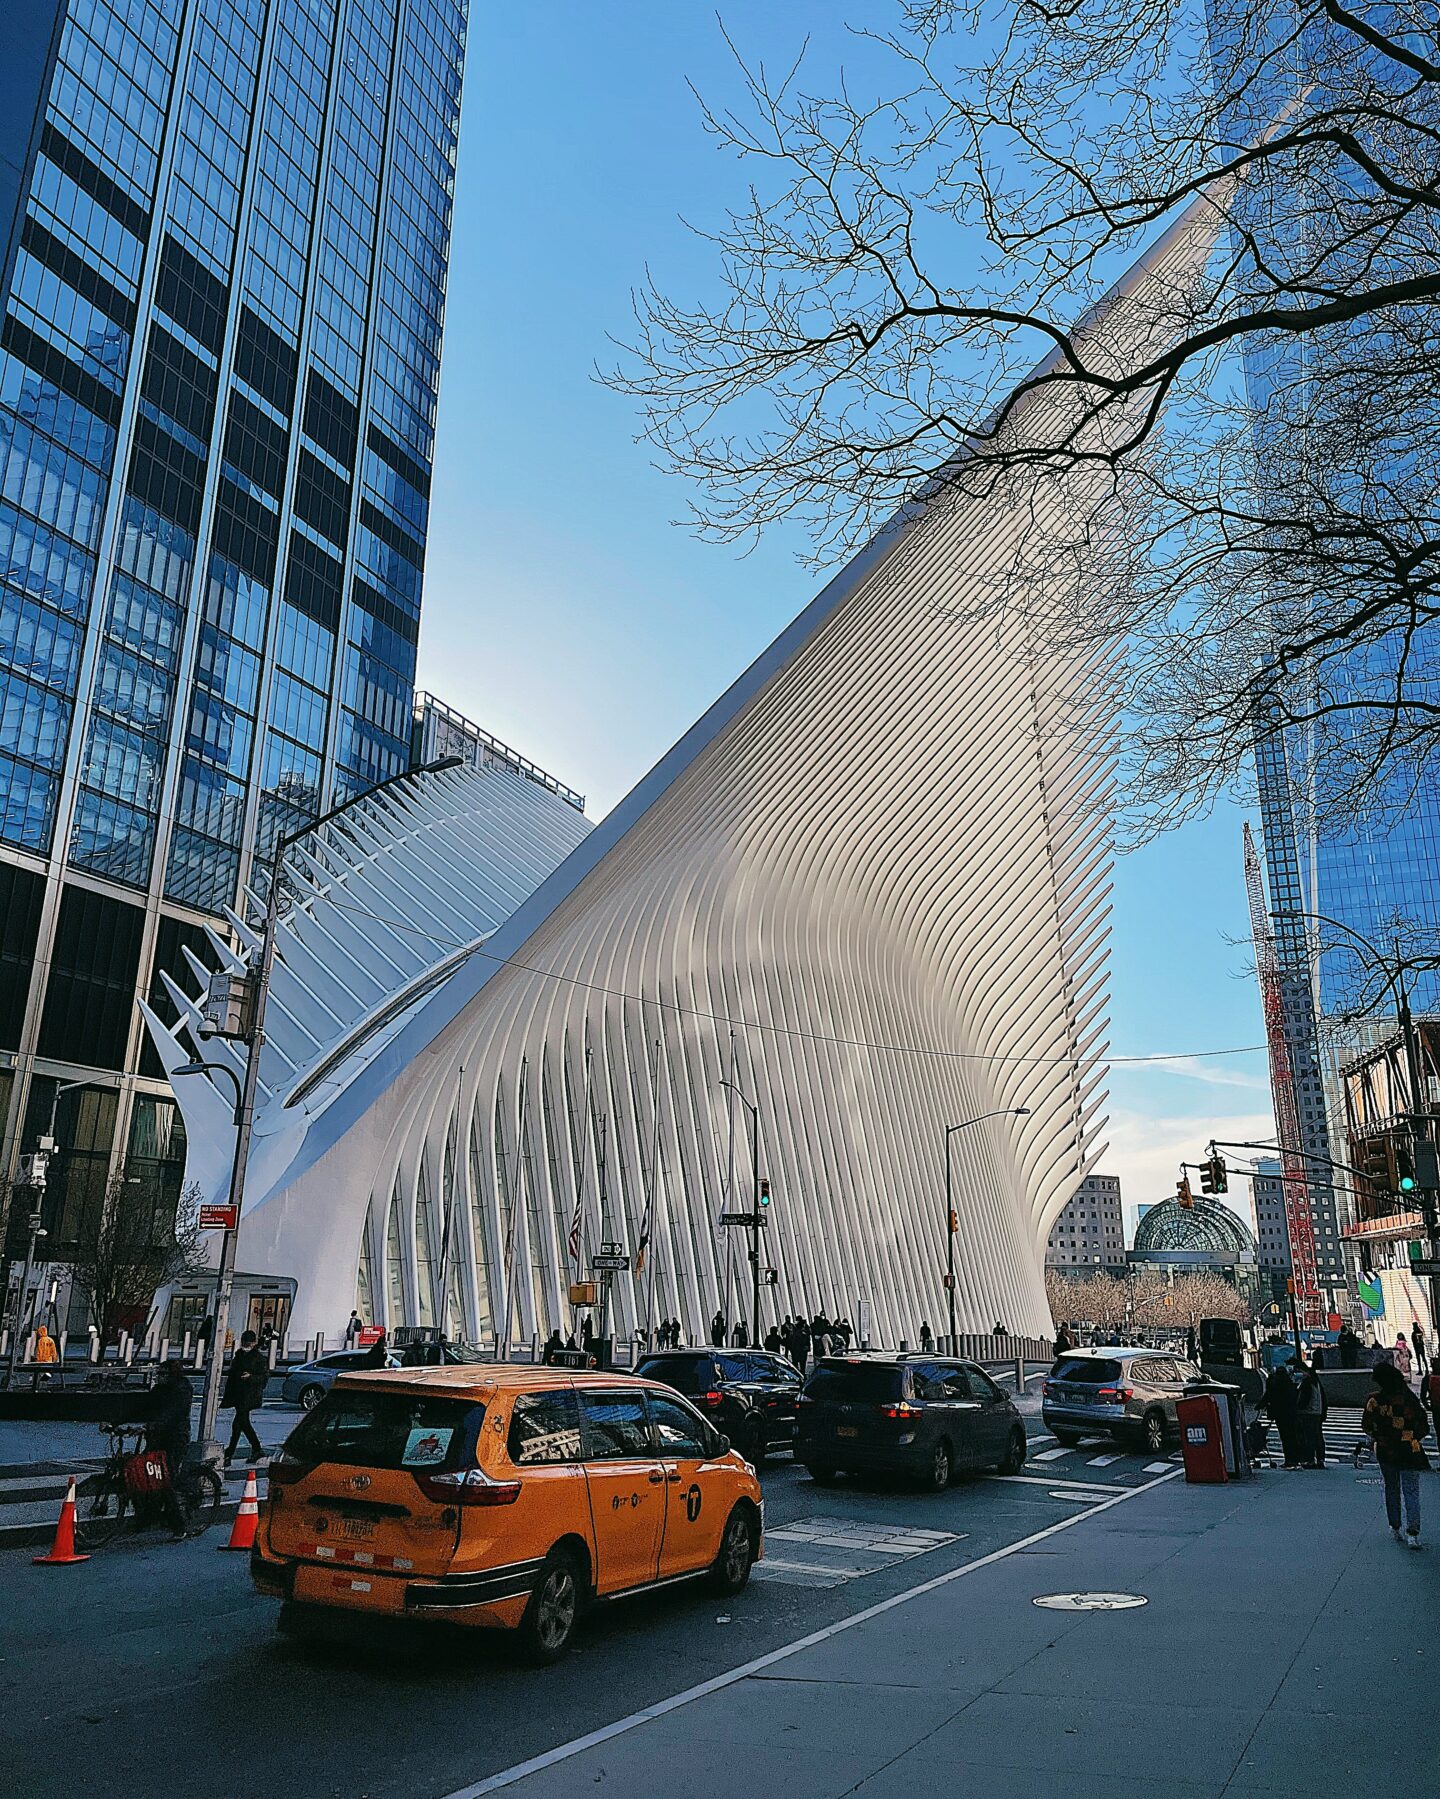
338;1518;375;1542
836;1425;859;1438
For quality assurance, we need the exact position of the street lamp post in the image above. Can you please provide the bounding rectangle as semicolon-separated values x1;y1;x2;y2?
5;1078;98;1386
944;1109;1031;1353
718;1079;761;1346
185;756;462;1457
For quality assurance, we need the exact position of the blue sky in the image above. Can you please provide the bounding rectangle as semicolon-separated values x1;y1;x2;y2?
416;3;1276;1228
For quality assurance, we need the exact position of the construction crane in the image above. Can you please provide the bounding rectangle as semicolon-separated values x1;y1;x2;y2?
1243;824;1325;1328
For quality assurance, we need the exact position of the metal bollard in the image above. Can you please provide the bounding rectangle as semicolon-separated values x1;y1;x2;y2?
159;1337;170;1364
1014;1354;1024;1392
182;1331;193;1363
89;1329;101;1363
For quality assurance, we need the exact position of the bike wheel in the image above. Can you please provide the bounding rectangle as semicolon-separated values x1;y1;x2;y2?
180;1466;224;1537
74;1474;129;1551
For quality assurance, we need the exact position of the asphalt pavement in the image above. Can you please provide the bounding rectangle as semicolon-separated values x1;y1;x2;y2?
1;1412;1178;1799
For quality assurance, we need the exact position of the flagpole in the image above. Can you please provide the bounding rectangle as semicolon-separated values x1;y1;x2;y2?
642;1031;663;1348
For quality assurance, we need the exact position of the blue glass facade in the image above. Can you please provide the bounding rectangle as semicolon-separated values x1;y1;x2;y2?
1210;2;1440;1305
0;0;467;1258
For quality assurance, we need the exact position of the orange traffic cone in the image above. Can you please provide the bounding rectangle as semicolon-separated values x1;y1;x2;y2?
220;1468;260;1551
33;1475;91;1566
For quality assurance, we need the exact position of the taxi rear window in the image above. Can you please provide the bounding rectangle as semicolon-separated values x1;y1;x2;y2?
287;1390;484;1472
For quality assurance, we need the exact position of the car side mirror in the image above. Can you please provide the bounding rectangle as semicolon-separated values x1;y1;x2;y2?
715;1433;731;1456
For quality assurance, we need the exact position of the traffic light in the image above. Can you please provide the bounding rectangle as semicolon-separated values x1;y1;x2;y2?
1176;1175;1194;1209
1199;1153;1227;1195
759;1178;771;1207
1395;1140;1417;1195
948;1208;959;1234
1360;1135;1395;1193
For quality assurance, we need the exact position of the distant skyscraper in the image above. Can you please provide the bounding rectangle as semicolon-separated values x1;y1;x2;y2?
1250;1156;1292;1303
0;0;467;1310
1045;1175;1127;1277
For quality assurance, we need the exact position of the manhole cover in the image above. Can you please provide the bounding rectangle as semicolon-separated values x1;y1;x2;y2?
1033;1591;1148;1611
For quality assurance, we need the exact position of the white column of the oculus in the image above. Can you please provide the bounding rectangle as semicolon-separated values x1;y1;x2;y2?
147;198;1223;1348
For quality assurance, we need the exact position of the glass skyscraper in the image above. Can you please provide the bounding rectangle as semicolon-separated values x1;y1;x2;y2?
1209;1;1440;1312
0;0;466;1312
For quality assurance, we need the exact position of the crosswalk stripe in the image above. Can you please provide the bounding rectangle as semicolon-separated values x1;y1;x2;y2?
1087;1453;1122;1466
1032;1447;1072;1461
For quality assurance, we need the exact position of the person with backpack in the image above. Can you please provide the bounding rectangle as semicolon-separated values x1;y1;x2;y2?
223;1329;269;1467
1362;1360;1431;1549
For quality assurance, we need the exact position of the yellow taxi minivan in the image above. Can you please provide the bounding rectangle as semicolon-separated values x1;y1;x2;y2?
251;1365;764;1662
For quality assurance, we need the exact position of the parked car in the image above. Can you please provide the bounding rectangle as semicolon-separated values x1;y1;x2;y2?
794;1354;1026;1490
281;1349;400;1409
253;1366;763;1662
633;1348;800;1463
1041;1347;1202;1454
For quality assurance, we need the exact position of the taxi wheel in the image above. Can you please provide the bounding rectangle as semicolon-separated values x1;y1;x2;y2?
710;1506;757;1595
519;1548;584;1665
299;1385;325;1410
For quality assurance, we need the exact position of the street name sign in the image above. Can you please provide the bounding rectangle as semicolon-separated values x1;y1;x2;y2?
1409;1257;1440;1277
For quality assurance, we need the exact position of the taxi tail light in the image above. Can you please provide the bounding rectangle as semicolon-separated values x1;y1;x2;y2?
266;1451;308;1487
417;1468;522;1507
701;1390;725;1407
879;1401;923;1419
1096;1385;1132;1402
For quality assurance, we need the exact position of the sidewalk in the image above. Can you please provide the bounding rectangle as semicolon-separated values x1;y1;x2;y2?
472;1464;1438;1799
0;1400;300;1548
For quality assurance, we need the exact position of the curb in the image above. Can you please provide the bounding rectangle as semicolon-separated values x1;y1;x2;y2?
3;1493;244;1553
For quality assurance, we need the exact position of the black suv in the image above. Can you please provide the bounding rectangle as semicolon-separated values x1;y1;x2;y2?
795;1355;1026;1490
633;1349;800;1463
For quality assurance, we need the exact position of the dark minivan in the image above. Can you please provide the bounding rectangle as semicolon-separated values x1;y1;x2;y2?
633;1349;800;1463
795;1355;1026;1490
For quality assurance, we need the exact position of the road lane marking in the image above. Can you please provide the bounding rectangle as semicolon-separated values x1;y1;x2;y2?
985;1473;1130;1495
1087;1453;1122;1466
1031;1447;1072;1461
440;1464;1185;1799
1143;1461;1173;1473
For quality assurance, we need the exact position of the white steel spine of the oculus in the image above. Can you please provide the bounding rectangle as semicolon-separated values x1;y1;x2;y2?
147;200;1221;1348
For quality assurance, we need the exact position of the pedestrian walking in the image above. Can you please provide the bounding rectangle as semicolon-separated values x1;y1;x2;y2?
343;1310;363;1348
1337;1325;1360;1368
1264;1360;1301;1468
33;1323;59;1366
993;1320;1008;1338
1394;1332;1413;1382
764;1325;781;1353
1294;1358;1327;1468
361;1329;388;1367
1362;1360;1431;1549
541;1329;562;1365
145;1360;194;1541
732;1319;747;1347
223;1329;268;1467
1410;1321;1426;1370
919;1321;935;1353
1053;1324;1073;1356
1426;1355;1440;1444
792;1317;810;1375
711;1310;726;1348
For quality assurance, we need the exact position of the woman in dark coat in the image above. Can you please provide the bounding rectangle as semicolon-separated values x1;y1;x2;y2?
1363;1361;1431;1548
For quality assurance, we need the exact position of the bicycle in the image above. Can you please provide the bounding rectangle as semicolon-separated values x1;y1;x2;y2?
75;1423;224;1550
